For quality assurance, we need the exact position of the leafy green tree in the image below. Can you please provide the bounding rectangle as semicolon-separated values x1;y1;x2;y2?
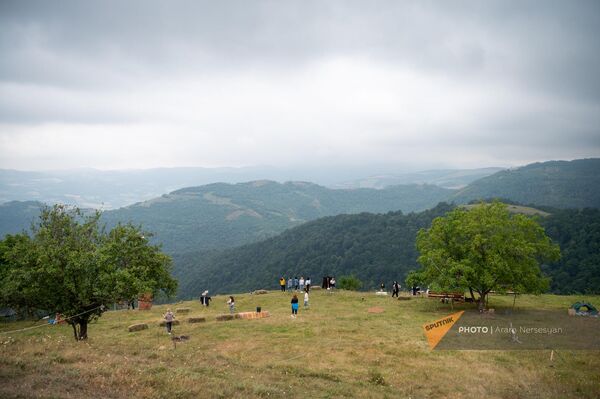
338;275;362;291
0;205;177;340
415;202;560;310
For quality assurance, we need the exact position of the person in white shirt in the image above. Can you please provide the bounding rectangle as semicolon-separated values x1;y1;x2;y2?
304;290;309;309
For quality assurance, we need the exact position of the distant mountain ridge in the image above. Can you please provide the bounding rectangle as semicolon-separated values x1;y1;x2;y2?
334;167;504;189
100;180;453;253
453;159;600;209
1;158;599;253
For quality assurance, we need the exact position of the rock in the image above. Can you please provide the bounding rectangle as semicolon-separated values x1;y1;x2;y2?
158;320;181;327
368;307;385;314
128;323;148;332
187;317;206;323
176;308;190;314
216;314;235;321
251;290;268;295
375;291;388;296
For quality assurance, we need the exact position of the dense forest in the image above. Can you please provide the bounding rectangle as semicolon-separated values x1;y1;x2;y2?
174;203;600;298
541;208;600;294
173;203;452;297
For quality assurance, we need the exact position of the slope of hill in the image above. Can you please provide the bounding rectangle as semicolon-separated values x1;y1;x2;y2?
175;203;600;298
541;208;600;294
174;203;455;297
100;181;454;253
453;158;600;208
2;292;598;399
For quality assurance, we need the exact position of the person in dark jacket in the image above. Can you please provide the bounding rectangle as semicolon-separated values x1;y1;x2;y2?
392;281;400;297
291;294;299;318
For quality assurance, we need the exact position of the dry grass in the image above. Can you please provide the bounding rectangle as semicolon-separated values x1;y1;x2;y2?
1;291;599;399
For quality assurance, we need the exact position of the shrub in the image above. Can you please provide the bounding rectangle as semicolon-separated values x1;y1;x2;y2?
338;275;362;291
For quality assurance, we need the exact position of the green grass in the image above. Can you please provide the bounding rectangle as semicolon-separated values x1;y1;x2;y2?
1;290;599;398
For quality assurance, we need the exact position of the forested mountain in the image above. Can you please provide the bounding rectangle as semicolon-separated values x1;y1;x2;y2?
174;203;455;298
101;181;453;253
541;208;600;294
453;158;600;208
174;203;600;298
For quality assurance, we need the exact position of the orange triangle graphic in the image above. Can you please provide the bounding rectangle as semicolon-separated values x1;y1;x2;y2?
423;311;464;350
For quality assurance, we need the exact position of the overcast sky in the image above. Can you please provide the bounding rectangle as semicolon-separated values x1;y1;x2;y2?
1;0;599;172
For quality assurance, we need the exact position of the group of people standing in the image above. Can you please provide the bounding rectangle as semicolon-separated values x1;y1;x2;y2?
280;276;312;292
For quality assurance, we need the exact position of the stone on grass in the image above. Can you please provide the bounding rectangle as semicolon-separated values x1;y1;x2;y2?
216;314;235;321
251;290;268;295
188;317;206;323
368;307;385;314
128;323;149;332
176;308;190;314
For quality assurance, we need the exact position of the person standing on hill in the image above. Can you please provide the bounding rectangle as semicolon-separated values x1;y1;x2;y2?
227;296;235;314
330;277;336;290
291;294;299;318
164;309;175;335
293;276;299;291
392;281;400;297
305;277;311;292
299;276;305;292
279;277;286;292
287;277;293;291
304;290;309;309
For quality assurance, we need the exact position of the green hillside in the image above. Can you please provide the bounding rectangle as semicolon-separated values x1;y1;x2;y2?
101;181;453;253
0;201;44;237
2;292;598;398
542;208;600;294
453;158;600;208
174;203;453;297
175;203;600;298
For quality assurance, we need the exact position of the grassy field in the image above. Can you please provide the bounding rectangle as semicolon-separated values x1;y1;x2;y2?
1;290;599;399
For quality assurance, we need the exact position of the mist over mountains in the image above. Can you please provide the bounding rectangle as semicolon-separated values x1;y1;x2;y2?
0;166;501;209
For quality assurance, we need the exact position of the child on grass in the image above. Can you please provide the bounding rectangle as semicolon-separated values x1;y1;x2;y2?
291;294;299;318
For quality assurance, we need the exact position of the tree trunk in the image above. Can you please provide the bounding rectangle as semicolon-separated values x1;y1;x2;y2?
69;318;89;340
478;292;487;312
469;287;475;301
70;322;78;340
78;319;88;340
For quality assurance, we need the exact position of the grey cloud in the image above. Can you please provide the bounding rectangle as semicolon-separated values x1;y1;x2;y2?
0;0;599;168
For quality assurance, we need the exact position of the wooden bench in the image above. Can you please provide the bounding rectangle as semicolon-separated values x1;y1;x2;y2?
427;291;465;303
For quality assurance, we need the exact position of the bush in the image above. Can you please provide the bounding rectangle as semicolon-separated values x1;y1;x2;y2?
338;275;362;291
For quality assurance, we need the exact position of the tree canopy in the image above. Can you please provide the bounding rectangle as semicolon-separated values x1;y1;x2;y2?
415;202;560;309
0;205;177;340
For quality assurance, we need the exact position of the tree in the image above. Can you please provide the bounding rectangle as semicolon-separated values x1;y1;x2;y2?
0;205;177;340
338;275;362;291
414;202;560;310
